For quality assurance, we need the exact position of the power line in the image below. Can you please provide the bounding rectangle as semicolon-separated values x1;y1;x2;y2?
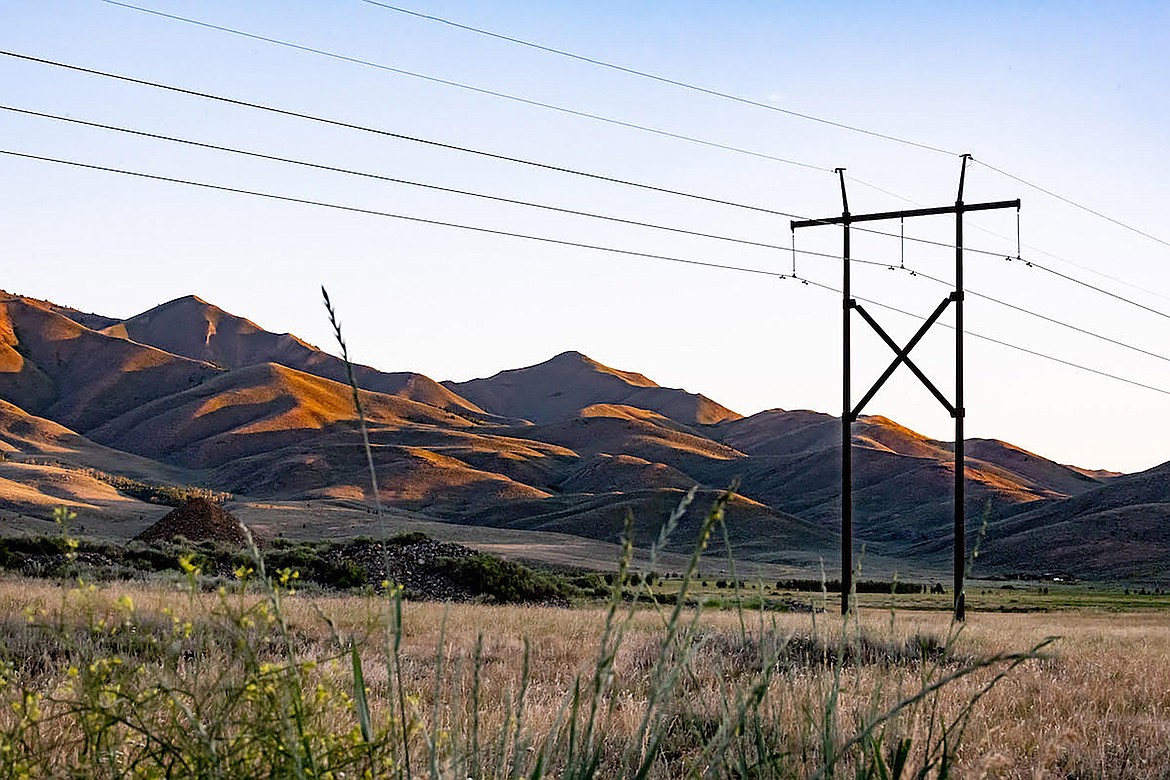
1;101;1032;282
350;0;1170;257
0;104;801;254
845;221;1170;322
1008;253;1170;323
955;173;1170;301
6;48;1169;325
353;0;957;157
887;264;1170;364
973;157;1170;251
91;6;950;233
0;148;787;280
89;8;1170;306
1014;237;1170;304
15;100;1164;359
100;0;829;173
0;50;809;218
4;145;1167;399
0;51;1090;264
0;50;958;244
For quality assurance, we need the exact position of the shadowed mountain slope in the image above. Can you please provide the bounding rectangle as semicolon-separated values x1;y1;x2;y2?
964;439;1107;498
0;397;106;459
107;295;495;421
36;297;121;331
445;350;742;425
503;412;744;485
971;460;1170;577
0;398;206;530
210;436;554;507
0;460;161;523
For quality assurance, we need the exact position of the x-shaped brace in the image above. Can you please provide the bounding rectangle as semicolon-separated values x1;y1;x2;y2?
848;293;958;422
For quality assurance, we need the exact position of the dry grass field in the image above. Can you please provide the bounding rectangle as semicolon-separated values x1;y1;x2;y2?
1;569;1167;779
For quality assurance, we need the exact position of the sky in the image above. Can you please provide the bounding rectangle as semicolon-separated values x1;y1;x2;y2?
2;1;1169;473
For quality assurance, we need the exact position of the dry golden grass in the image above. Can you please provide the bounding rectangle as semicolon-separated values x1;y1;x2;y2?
2;573;1167;778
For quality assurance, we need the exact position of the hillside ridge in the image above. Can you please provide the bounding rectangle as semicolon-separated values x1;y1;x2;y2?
0;290;1162;580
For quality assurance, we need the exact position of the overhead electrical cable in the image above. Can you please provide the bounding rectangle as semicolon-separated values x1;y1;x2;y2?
4;49;1168;322
0;104;802;254
351;0;957;157
95;5;954;204
1007;255;1170;323
0;49;975;247
973;157;1170;251
0;148;786;280
4;145;1166;399
13;101;1165;357
1010;238;1170;304
0;50;812;218
852;221;1170;319
957;167;1170;303
0;50;1098;263
349;0;1170;254
99;0;828;173
886;264;1170;364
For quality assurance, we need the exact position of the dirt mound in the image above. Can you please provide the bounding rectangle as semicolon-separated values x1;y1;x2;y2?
134;498;251;546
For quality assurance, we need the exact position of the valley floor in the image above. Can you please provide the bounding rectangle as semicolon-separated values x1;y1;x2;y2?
1;575;1167;778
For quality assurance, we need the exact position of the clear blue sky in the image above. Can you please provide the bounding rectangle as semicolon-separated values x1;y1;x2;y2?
2;1;1168;472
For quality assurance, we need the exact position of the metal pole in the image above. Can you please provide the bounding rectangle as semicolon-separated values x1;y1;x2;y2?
791;177;1016;621
837;168;853;616
954;154;970;621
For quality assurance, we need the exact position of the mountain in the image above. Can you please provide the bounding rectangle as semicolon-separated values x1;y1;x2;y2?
1;290;1161;580
445;350;742;426
0;293;222;433
964;439;1111;497
974;460;1170;578
706;410;1110;551
105;295;496;421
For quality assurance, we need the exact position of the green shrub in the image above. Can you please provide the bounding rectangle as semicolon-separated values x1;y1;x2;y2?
443;553;570;604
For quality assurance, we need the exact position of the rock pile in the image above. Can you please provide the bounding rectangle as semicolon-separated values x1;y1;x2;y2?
325;537;483;601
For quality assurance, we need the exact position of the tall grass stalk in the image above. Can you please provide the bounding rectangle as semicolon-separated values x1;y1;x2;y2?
323;285;412;777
